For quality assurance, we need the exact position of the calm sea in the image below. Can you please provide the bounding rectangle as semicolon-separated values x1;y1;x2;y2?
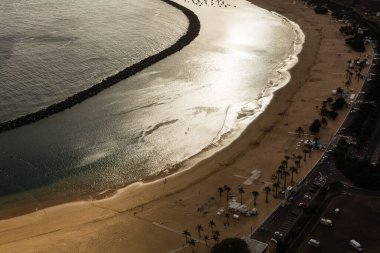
0;0;304;210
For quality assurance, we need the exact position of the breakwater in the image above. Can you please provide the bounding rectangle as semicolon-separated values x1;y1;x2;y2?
0;0;200;133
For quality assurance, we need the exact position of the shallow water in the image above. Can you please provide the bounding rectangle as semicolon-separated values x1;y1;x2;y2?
0;0;304;208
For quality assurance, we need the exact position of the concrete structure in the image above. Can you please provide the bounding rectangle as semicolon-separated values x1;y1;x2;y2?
243;238;268;253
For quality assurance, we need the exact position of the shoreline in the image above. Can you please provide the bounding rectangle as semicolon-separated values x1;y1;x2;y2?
0;0;306;220
0;0;200;133
0;1;371;252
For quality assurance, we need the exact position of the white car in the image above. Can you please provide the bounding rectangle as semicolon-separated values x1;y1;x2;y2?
274;231;283;237
216;208;225;215
270;238;278;244
232;214;240;220
304;194;312;200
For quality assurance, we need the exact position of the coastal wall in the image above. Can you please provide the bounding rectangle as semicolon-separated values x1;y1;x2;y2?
0;0;200;133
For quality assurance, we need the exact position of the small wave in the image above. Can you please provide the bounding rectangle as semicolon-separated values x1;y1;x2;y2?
246;9;305;120
118;102;163;116
138;119;179;142
136;3;307;191
191;106;219;116
77;150;108;168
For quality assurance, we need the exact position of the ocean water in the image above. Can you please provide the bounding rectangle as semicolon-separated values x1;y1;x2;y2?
0;0;188;122
0;0;304;209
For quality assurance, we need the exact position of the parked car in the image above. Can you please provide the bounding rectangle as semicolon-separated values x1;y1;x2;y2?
304;194;312;200
350;239;362;251
298;202;307;209
320;218;333;226
274;231;283;238
308;239;320;247
270;238;278;244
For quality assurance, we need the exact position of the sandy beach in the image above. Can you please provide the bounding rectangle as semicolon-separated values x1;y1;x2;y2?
0;0;371;252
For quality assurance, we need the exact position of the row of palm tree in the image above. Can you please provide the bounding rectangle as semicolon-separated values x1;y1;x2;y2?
182;220;221;252
271;155;301;198
216;154;303;207
217;184;270;208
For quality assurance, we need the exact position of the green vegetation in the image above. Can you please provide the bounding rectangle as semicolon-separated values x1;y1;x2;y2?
309;119;322;134
331;97;347;110
345;34;366;51
211;238;250;253
315;5;329;14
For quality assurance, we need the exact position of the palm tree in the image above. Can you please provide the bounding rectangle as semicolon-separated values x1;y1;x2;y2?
303;149;308;162
195;224;203;239
276;169;282;183
281;159;288;169
204;235;209;247
225;186;231;202
336;87;344;97
321;117;328;127
225;213;230;225
212;234;220;244
295;160;301;169
271;173;277;181
188;238;196;253
264;186;271;203
348;71;353;82
296;126;304;137
208;220;216;234
320;107;329;117
217;187;224;200
214;230;221;238
296;155;303;162
270;174;277;191
289;166;298;185
285;155;290;161
278;165;285;179
252;191;259;207
238;186;245;205
273;182;280;198
182;229;191;244
283;171;290;189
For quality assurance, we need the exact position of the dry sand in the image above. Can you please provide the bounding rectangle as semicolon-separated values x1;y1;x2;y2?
0;0;372;252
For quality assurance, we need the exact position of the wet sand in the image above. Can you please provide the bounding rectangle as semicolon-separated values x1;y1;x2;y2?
0;0;371;252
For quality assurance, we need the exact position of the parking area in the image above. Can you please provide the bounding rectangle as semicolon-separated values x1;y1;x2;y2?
298;192;380;253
